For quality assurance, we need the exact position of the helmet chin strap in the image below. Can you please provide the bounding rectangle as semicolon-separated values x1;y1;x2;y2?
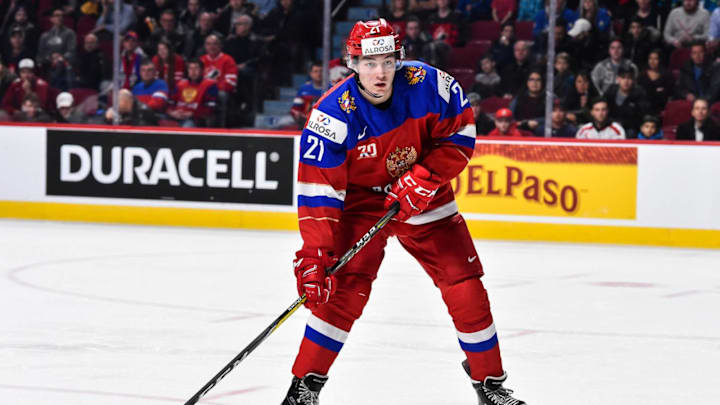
354;75;383;99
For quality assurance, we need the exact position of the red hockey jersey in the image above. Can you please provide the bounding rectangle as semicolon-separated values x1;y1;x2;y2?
169;78;219;119
297;61;476;252
200;52;237;92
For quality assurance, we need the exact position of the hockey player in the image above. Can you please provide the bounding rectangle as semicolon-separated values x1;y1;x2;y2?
283;18;525;405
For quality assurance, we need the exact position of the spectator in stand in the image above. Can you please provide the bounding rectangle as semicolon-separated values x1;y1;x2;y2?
104;88;159;125
536;100;577;137
425;0;466;69
5;7;39;56
564;70;596;124
566;17;606;71
2;59;51;115
401;17;429;61
676;98;720;140
75;33;110;91
604;64;651;137
632;0;662;39
183;12;223;59
216;0;256;37
492;0;516;24
637;115;664;140
201;34;237;127
132;59;169;113
490;22;516;70
120;31;146;89
382;0;412;40
179;0;203;31
676;41;713;101
517;0;543;21
46;50;75;91
472;55;502;98
468;92;495;135
533;17;574;59
248;0;275;19
1;2;34;38
94;0;136;38
575;97;626;139
146;9;186;56
167;58;219;127
591;39;638;95
140;0;176;24
54;92;87;123
533;0;578;37
153;40;185;95
260;0;310;84
664;0;710;49
0;58;17;98
3;27;33;72
456;0;492;20
553;52;574;98
12;92;52;122
225;14;263;115
36;8;77;70
500;40;533;97
622;17;656;68
577;0;610;34
487;108;533;136
637;49;674;115
510;69;546;132
290;61;324;127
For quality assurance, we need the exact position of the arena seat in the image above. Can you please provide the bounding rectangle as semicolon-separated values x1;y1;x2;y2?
514;21;534;41
470;21;501;41
447;68;475;91
662;100;692;127
478;96;510;114
669;48;691;71
448;45;488;69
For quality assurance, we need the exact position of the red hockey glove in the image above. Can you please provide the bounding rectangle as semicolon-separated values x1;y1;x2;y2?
383;164;441;221
293;248;337;308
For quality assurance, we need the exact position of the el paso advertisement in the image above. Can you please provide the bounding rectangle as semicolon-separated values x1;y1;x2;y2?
452;143;638;219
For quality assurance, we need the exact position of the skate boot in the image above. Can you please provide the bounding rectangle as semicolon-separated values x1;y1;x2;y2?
280;373;328;405
462;360;526;405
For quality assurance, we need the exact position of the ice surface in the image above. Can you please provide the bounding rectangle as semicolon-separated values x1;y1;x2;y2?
1;219;719;404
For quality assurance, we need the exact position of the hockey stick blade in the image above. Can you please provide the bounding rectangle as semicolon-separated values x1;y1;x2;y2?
184;202;399;405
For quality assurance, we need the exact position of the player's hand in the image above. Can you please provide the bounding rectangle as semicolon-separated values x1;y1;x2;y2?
384;164;440;221
293;248;337;309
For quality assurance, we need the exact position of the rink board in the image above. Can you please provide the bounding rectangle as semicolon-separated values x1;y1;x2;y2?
1;123;719;248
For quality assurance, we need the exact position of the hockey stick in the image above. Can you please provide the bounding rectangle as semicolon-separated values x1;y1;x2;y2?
184;201;400;405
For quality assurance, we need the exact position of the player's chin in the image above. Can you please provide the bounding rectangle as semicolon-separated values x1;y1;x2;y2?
373;83;389;94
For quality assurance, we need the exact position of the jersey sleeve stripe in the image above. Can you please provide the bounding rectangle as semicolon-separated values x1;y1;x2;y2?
298;195;344;209
298;182;346;201
443;133;477;149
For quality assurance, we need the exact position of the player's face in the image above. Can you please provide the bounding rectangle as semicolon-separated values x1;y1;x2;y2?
357;54;396;104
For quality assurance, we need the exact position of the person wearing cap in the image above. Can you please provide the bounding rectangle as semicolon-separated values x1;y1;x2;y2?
591;38;638;95
119;31;146;89
604;64;650;137
37;8;77;69
468;92;496;135
54;92;87;123
535;100;577;137
1;58;50;115
676;98;720;141
575;97;626;139
566;17;606;72
487;108;533;136
637;115;663;140
94;0;136;37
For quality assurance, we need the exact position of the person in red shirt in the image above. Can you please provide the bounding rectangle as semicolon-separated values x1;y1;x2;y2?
1;58;51;115
152;40;185;94
167;58;219;127
200;34;237;127
486;108;534;136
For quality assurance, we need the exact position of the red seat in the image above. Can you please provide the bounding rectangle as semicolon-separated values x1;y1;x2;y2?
612;21;624;37
471;21;501;41
448;45;487;69
70;88;99;115
98;39;114;62
76;15;98;45
467;39;492;58
669;48;691;71
710;101;720;120
662;100;692;127
662;126;677;140
448;68;475;92
478;96;510;114
514;21;534;41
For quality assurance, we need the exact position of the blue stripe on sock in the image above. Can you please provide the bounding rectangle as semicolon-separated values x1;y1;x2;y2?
304;325;344;352
458;334;499;352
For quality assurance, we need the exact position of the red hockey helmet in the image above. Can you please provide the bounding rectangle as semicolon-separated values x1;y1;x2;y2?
345;18;404;62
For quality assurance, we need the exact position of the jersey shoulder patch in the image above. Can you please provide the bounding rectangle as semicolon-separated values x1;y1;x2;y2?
306;108;348;144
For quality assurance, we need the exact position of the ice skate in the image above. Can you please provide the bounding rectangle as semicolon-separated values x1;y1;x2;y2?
280;373;328;405
463;360;526;405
